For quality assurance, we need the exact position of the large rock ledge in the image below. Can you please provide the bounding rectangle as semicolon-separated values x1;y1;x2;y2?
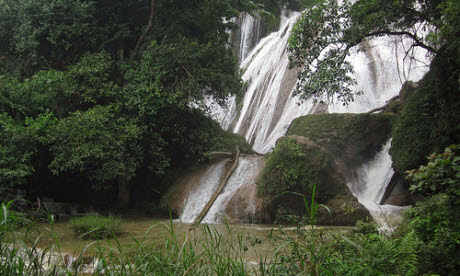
287;113;396;167
258;112;396;225
257;135;370;225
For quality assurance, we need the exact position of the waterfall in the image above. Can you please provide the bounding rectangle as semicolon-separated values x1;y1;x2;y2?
184;10;430;226
181;156;264;223
229;12;265;63
347;139;408;229
215;13;429;154
180;160;229;223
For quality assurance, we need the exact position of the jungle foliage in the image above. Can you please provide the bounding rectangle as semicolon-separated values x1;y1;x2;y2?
0;0;259;206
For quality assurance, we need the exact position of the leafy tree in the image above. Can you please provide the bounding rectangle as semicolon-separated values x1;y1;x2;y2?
0;0;97;76
288;0;459;103
49;105;143;207
0;112;56;193
0;0;259;206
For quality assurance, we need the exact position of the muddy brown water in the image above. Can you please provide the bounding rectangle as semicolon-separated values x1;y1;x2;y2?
13;218;354;262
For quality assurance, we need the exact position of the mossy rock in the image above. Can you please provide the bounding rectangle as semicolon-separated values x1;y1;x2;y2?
287;113;396;166
390;46;460;173
316;194;371;226
257;136;367;224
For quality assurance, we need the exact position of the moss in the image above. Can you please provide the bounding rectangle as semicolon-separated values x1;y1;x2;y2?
390;47;460;173
287;113;396;165
210;128;253;154
258;136;348;223
384;100;403;114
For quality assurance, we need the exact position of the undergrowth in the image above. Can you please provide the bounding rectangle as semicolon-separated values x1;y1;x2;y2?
2;144;458;276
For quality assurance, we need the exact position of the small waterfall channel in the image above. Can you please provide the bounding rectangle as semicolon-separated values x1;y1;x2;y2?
182;10;430;228
347;139;409;230
180;156;264;223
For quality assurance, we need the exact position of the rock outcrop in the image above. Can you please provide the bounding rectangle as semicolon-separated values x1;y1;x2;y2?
257;135;370;225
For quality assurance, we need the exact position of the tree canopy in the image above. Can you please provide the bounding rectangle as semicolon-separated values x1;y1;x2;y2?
0;0;261;205
288;0;459;103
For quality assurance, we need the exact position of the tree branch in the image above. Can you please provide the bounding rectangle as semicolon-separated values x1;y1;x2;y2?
132;0;155;60
363;30;437;54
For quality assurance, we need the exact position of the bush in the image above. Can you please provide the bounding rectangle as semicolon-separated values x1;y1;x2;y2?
69;215;122;239
321;232;419;275
355;220;379;235
402;145;460;274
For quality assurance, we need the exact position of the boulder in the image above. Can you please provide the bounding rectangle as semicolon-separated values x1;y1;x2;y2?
316;194;370;226
257;135;370;225
224;183;266;223
287;113;396;168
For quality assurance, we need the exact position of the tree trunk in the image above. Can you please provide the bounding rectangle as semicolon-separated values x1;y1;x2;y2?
132;0;155;60
118;174;131;209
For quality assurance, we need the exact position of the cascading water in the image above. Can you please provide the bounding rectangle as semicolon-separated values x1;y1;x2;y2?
180;157;264;223
347;139;408;229
229;12;265;63
180;160;229;222
184;10;430;226
202;156;264;223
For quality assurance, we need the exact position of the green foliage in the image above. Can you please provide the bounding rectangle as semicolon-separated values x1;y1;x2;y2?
258;138;340;223
354;220;379;235
0;0;97;76
402;144;460;274
322;232;419;275
258;138;310;196
288;0;357;104
406;144;460;197
405;195;460;274
209;128;253;154
0;200;29;232
384;100;403;114
390;46;460;173
288;0;458;103
0;112;56;192
69;215;122;239
49;105;143;188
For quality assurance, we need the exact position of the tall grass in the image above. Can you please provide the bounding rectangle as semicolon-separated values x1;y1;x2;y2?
1;199;420;275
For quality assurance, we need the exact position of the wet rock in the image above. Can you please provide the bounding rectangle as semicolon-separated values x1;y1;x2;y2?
316;194;371;226
287;113;396;168
224;183;265;223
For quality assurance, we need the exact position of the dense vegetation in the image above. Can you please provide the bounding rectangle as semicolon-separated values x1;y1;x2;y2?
0;0;458;274
0;0;263;208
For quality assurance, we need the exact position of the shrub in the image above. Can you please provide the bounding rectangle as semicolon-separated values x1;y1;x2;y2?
321;232;419;275
403;145;460;274
69;215;122;239
355;220;379;235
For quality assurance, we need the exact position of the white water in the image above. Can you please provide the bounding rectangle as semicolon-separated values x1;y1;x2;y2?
232;12;265;62
348;139;408;230
189;10;430;226
202;157;264;223
213;12;429;153
180;157;263;223
180;160;228;223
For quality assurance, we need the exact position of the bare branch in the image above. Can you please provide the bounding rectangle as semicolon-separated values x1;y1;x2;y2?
364;30;437;53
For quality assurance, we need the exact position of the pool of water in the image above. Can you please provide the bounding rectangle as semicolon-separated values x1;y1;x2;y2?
12;217;354;263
